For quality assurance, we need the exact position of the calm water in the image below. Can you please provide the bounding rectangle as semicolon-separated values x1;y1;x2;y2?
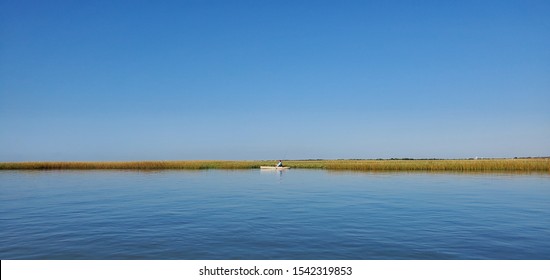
1;169;549;259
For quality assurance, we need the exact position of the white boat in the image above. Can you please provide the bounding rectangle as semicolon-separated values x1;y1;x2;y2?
260;166;290;170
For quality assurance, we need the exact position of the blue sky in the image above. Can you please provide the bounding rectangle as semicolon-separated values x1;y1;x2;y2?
1;0;549;161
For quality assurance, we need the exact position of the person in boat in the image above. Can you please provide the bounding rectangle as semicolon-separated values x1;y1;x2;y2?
276;160;283;167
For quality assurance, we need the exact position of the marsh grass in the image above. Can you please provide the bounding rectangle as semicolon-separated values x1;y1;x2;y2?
323;159;550;172
0;160;268;170
1;159;548;173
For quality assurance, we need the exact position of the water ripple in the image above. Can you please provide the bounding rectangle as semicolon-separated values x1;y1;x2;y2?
1;170;549;259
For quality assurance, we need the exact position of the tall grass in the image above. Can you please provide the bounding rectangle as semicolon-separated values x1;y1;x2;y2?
323;159;550;172
0;159;548;172
0;160;267;170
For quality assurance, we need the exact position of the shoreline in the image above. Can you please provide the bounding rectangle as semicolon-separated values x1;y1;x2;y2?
1;159;549;173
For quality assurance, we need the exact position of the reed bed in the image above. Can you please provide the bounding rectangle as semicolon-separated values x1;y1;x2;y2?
1;159;548;173
281;159;549;172
0;160;268;170
323;159;550;173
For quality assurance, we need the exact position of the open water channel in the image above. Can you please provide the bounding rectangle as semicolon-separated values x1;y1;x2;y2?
1;169;549;259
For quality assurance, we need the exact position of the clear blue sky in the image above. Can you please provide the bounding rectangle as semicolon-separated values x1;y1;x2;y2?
1;0;549;161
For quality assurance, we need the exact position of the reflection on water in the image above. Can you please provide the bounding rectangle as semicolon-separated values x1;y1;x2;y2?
0;170;549;259
260;168;287;180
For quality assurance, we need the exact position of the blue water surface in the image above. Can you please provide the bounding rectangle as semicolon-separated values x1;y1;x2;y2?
1;169;549;259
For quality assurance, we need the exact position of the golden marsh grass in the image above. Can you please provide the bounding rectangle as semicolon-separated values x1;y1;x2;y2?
0;159;548;173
